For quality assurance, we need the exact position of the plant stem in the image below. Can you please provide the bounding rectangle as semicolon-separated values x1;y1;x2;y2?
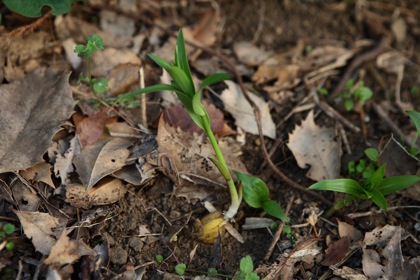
201;116;240;220
325;195;358;218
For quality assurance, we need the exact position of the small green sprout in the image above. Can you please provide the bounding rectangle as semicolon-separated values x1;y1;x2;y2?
113;30;288;225
155;254;164;264
0;222;15;251
348;148;379;179
317;87;328;95
175;263;186;276
309;165;420;217
236;256;259;280
340;79;373;111
74;34;108;95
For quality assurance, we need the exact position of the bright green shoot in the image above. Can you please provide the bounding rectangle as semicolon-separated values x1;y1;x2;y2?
113;30;288;222
309;165;420;217
340;79;373;111
74;34;108;95
236;255;259;280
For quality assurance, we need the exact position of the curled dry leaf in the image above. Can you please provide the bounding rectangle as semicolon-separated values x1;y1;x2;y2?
0;69;75;173
287;110;341;181
44;228;96;266
20;162;55;189
14;210;67;255
220;81;276;139
76;110;108;146
321;236;350;266
65;177;127;209
73;137;132;189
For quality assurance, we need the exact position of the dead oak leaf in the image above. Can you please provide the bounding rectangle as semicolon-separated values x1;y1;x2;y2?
321;236;350;266
44;228;96;266
287;110;341;181
0;69;75;173
14;210;66;255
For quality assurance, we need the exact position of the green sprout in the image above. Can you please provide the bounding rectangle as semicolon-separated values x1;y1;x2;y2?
236;256;259;280
114;30;288;224
348;148;378;179
407;110;420;155
175;263;186;276
309;165;420;217
74;34;108;95
155;254;164;264
0;222;15;251
340;79;373;111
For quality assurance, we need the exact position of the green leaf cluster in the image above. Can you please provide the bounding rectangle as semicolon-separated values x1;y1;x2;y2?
3;0;76;18
340;79;373;111
348;148;379;179
75;34;105;60
0;222;15;251
309;165;420;211
236;256;259;280
175;263;186;276
235;171;289;223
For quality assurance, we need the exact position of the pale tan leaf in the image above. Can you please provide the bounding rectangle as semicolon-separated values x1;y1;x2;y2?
287;110;341;181
220;81;276;139
14;210;66;255
338;220;363;242
0;69;75;173
20;162;55;189
362;248;385;279
73;137;132;189
91;48;141;77
332;266;367;280
234;42;273;67
65;178;127;208
183;8;220;47
44;228;96;266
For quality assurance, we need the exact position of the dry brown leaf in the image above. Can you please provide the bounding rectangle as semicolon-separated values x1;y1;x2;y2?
65;178;127;208
220;81;276;139
100;9;135;37
14;210;66;255
162;102;236;137
76;110;108;146
90;48;141;77
233;42;273;67
44;228;96;266
362;248;385;278
332;266;367;280
183;8;220;47
321;236;350;266
338;220;363;242
53;136;80;185
73;137;132;189
156;116;247;200
0;69;75;173
12;179;40;211
107;63;139;95
287;110;341;181
20;162;55;189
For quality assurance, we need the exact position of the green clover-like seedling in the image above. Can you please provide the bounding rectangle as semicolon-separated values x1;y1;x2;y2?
175;263;186;276
237;256;259;280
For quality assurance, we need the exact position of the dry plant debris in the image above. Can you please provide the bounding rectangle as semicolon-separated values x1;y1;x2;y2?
0;0;419;279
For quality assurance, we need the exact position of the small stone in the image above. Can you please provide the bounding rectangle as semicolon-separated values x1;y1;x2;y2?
128;237;144;253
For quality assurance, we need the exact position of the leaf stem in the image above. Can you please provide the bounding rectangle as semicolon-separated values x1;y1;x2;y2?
201;115;240;220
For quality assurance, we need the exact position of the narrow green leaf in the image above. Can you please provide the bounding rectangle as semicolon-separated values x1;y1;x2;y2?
407;110;420;135
175;29;193;83
148;54;173;71
234;172;269;208
378;175;420;195
198;73;232;92
366;165;385;190
308;179;363;197
262;199;290;222
369;189;388;210
166;65;195;98
192;91;206;116
123;84;180;98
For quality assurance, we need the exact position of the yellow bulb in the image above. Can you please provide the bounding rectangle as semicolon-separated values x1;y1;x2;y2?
194;211;226;244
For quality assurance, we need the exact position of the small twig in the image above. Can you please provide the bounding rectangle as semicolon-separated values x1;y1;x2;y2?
346;205;420;219
139;66;148;127
264;195;294;261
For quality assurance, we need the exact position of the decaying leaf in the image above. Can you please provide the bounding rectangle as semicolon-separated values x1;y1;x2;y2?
73;137;132;189
287;110;341;181
332;266;367;280
156;116;247;200
75;110;108;146
44;228;96;266
219;81;276;139
338;220;363;242
321;236;350;266
183;8;220;48
0;69;75;173
20;162;55;189
233;42;273;67
14;210;66;255
65;178;127;209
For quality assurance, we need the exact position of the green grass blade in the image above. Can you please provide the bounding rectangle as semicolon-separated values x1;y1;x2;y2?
148;53;173;71
378;175;420;195
175;29;194;84
308;179;363;197
407;110;420;135
198;73;232;92
366;165;385;190
122;84;180;98
192;90;206;116
166;65;195;98
262;199;290;222
369;189;388;210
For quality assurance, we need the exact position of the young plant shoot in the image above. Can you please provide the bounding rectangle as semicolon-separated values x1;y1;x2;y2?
114;30;288;242
309;165;420;217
